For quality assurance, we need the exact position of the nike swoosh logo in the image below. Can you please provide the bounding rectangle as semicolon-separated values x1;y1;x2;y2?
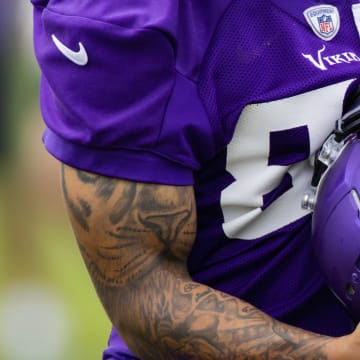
51;34;88;66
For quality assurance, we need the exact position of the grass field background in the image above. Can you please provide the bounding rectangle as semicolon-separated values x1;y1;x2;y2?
0;2;111;359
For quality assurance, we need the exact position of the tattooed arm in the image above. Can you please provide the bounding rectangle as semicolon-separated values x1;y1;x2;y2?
61;163;359;359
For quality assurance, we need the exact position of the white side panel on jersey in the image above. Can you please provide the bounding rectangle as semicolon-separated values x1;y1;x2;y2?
222;80;354;240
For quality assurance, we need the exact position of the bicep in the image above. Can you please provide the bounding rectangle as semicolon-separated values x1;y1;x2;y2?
60;162;196;308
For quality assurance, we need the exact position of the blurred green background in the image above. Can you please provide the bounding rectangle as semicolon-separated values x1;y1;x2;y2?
0;2;111;359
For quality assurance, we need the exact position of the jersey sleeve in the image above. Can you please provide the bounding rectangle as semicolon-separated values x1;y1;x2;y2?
31;0;216;185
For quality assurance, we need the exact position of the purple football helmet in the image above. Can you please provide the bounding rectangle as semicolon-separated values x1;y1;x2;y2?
304;95;360;322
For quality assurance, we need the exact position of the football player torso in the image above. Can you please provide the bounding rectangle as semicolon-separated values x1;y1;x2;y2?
189;1;360;334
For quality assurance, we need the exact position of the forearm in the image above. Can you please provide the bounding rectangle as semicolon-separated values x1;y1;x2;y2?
106;267;341;360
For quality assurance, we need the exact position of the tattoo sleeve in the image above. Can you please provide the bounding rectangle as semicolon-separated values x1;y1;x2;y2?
61;164;334;360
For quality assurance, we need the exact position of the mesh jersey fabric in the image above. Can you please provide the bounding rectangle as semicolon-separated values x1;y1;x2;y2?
31;0;360;359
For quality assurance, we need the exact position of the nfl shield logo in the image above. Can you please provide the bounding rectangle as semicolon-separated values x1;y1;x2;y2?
304;5;340;41
318;14;334;35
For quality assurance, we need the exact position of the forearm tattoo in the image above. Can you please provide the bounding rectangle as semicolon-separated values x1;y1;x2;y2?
61;164;332;359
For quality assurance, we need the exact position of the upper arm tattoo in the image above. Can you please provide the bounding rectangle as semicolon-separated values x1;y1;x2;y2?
61;164;332;360
61;165;195;288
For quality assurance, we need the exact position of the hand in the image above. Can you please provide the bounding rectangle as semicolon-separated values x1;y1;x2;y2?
326;322;360;359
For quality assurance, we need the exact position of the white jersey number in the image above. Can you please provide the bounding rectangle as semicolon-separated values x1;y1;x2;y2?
221;81;352;240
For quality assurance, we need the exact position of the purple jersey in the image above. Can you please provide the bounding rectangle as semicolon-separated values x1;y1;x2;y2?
32;0;360;358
